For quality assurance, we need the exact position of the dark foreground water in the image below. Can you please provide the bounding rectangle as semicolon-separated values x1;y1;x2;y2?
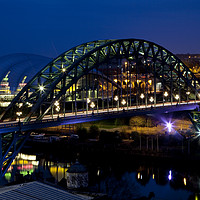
3;150;200;200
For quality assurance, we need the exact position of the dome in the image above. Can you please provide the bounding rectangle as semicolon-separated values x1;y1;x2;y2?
0;53;52;93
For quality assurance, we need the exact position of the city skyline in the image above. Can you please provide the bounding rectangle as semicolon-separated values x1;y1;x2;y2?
0;0;200;58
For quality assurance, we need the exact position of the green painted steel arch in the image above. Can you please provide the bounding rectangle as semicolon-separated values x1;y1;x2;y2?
1;39;199;121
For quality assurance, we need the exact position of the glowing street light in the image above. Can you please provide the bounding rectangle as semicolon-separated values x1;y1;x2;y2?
62;68;66;72
149;96;154;103
90;102;95;109
121;99;126;106
140;93;145;105
87;98;91;104
175;94;179;100
54;101;59;107
16;111;22;122
114;95;119;111
164;91;168;97
114;95;119;101
140;93;145;99
186;91;190;95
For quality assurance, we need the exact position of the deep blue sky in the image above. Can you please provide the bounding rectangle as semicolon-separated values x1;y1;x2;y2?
0;0;200;58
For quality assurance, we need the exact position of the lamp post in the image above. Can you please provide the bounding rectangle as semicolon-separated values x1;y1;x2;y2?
121;99;126;111
90;102;95;115
86;98;90;114
149;96;154;107
140;93;144;106
54;101;60;118
186;91;190;103
16;111;22;122
164;91;168;106
175;94;179;104
114;95;119;111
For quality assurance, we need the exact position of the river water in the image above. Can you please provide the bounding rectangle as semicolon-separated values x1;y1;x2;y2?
3;150;200;200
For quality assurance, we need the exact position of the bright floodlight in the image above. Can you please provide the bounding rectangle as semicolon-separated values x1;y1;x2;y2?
166;122;172;132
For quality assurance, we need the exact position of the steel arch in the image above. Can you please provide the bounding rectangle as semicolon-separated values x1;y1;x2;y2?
1;39;200;122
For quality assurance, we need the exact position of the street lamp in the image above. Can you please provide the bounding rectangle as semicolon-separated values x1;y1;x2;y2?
175;94;179;100
54;101;60;117
121;99;126;110
164;91;168;97
16;111;22;122
62;68;66;72
186;91;190;103
90;102;95;115
114;95;119;111
149;96;154;107
164;91;168;105
90;102;95;109
140;93;145;105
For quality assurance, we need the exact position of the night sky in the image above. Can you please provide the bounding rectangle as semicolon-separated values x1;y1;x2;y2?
0;0;200;58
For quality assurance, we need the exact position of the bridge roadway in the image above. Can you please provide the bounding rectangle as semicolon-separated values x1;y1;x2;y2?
0;101;199;134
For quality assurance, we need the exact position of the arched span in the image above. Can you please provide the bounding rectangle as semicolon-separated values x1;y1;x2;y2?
1;39;200;121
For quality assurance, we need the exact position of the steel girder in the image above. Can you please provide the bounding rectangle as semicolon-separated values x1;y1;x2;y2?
0;131;30;178
1;39;200;122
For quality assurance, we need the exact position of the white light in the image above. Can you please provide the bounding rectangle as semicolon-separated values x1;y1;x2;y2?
186;91;190;95
149;96;154;102
39;85;44;91
62;68;66;72
18;103;23;108
166;122;172;132
16;111;22;117
114;96;119;101
168;170;172;180
54;101;59;106
121;99;126;105
175;94;179;100
140;93;145;99
87;98;91;103
56;106;60;112
164;91;168;97
90;102;95;109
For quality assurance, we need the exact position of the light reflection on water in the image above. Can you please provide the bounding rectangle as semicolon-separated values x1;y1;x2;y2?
4;153;200;200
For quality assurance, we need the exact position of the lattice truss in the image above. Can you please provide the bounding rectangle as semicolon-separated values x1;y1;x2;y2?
1;39;200;122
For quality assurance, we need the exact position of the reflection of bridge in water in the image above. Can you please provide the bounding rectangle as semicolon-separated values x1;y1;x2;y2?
1;38;200;178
